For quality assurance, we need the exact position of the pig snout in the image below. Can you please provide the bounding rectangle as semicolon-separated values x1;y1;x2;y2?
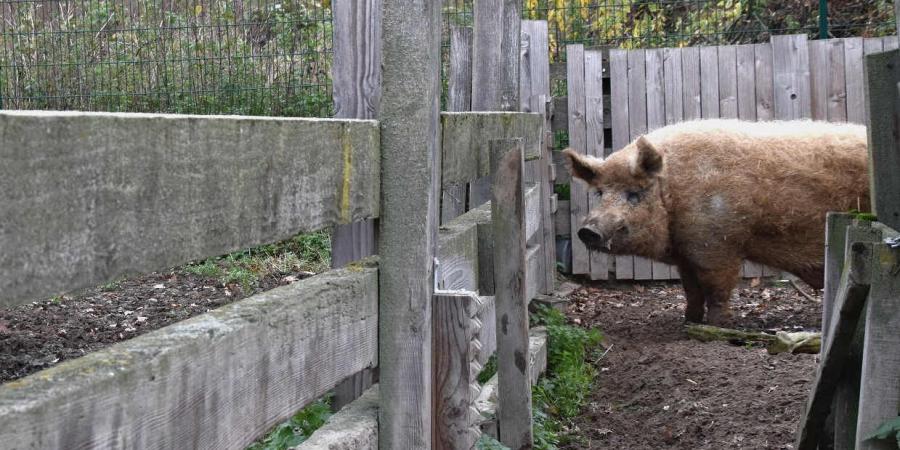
577;218;627;252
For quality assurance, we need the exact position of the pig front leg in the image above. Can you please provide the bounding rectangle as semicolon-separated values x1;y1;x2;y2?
693;262;742;326
676;262;706;323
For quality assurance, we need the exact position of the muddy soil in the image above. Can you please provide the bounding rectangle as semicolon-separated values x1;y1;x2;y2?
562;279;821;450
0;268;314;383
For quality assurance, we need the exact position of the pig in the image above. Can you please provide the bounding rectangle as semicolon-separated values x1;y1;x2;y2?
563;119;869;325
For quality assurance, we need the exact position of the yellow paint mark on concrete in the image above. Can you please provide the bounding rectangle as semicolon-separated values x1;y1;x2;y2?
341;126;353;223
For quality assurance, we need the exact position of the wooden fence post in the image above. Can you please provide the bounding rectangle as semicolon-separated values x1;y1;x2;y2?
378;0;441;447
491;138;533;449
330;0;382;410
864;49;900;232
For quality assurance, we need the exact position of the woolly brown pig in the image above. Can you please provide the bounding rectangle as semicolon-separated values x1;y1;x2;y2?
563;119;869;325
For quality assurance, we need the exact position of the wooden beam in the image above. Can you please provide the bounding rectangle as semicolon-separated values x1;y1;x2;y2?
567;44;589;276
864;49;900;231
377;0;441;445
297;386;379;450
0;262;379;450
490;138;533;448
0;112;380;308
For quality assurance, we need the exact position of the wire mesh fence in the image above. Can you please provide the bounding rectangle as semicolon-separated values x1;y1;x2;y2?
0;0;334;116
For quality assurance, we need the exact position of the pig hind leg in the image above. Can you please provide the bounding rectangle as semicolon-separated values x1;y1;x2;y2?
676;263;707;323
793;266;824;290
693;262;742;326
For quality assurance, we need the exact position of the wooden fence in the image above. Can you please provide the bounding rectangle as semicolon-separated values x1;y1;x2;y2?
794;48;900;450
558;34;900;280
0;1;556;449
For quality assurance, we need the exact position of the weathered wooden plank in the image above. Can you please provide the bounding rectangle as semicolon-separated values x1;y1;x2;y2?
585;49;609;281
822;213;855;345
865;49;900;232
476;295;498;366
297;386;379;450
377;0;441;445
627;49;652;281
0;262;379;450
664;47;685;124
449;26;474;113
700;46;720;118
525;183;542;243
736;44;757;121
441;112;544;187
437;215;480;292
855;244;900;450
499;0;521;111
844;37;866;124
490;138;533;448
432;292;483;450
717;45;738;119
883;35;899;51
0;112;380;308
863;37;884;55
610;49;634;280
827;39;848;122
645;48;672;280
809;39;829;121
567;44;590;276
330;0;383;405
682;46;702;120
526;244;542;303
472;0;502;111
772;34;811;120
755;43;775;121
795;240;873;450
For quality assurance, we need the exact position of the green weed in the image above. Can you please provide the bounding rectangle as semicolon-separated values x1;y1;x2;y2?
477;354;498;385
246;396;332;450
184;260;223;279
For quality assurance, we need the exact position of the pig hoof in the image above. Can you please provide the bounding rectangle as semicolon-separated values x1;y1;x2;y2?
706;308;734;327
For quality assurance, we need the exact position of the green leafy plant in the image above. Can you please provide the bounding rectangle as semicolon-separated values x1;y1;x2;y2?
245;397;332;450
477;354;499;384
476;434;511;450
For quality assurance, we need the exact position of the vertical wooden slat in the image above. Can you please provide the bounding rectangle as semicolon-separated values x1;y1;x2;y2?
809;39;829;121
442;27;474;224
472;0;502;111
827;39;848;122
432;292;482;450
521;20;556;293
645;48;671;280
585;49;609;280
699;46;720;118
627;49;652;281
663;47;684;280
754;42;775;121
378;0;441;445
682;47;702;121
518;22;545;294
490;138;533;449
330;0;382;409
499;0;522;112
864;49;900;234
771;34;811;120
844;37;865;124
610;49;634;280
735;43;764;279
717;45;738;119
566;44;590;276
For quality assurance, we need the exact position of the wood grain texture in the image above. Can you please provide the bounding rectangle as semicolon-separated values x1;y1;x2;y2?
489;139;533;449
864;49;900;231
472;0;502;111
754;43;775;121
843;37;866;124
821;213;855;348
476;295;497;366
437;215;480;292
0;262;379;450
498;0;521;111
681;46;702;120
441;112;544;186
645;48;673;280
567;44;590;276
717;45;738;119
826;39;848;122
795;240;874;450
377;0;442;445
0;112;380;308
882;35;899;50
297;386;379;450
609;49;634;279
699;46;720;118
855;244;900;450
664;48;685;125
432;292;483;450
735;44;757;121
809;39;829;121
449;26;474;113
585;50;609;280
771;34;811;120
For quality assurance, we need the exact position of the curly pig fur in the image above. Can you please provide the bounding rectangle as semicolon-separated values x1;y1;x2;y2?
564;119;870;325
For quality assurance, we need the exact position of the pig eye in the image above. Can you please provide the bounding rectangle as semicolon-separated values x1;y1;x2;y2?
626;190;642;205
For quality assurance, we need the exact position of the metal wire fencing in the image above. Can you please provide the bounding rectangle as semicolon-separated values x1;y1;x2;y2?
443;0;897;61
0;0;334;116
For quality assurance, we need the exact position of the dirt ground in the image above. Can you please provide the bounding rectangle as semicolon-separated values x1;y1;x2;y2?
562;279;822;450
0;268;314;383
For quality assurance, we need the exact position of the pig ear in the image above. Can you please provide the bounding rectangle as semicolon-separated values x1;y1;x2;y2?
632;136;663;177
562;148;601;184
